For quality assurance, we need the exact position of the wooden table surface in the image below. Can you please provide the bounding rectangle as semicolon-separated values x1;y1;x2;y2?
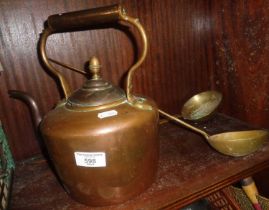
10;114;269;210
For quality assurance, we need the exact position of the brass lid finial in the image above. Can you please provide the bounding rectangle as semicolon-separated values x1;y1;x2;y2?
89;56;101;80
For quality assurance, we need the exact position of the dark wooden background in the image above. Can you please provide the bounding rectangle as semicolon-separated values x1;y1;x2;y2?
1;0;269;195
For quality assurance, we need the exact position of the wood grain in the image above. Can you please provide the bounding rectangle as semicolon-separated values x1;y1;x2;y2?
210;0;269;128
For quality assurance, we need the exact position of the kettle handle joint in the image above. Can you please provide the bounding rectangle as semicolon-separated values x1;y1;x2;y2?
39;4;148;103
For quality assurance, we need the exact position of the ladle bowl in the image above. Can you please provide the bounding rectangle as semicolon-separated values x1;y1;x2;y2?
208;130;269;157
181;90;222;120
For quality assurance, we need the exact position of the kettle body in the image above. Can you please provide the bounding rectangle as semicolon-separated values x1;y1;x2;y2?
41;98;159;205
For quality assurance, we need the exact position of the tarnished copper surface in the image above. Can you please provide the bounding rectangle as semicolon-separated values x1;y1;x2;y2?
10;114;269;210
41;99;159;206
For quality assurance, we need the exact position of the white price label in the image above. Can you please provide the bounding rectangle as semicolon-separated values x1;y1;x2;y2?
74;152;106;167
98;110;118;119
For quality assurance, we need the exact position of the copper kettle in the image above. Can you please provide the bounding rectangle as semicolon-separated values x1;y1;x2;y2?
11;5;159;206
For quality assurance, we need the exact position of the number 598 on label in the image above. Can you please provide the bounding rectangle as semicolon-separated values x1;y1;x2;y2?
74;152;106;167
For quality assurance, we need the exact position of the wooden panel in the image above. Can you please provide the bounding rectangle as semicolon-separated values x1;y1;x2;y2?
210;0;269;128
0;0;213;160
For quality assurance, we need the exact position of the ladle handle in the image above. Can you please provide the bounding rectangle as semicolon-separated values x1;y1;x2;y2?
47;4;121;32
39;4;148;102
158;109;210;139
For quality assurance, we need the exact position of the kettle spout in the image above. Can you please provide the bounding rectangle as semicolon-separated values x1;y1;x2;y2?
8;90;42;128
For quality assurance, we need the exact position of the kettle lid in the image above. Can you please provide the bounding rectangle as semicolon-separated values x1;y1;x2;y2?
66;57;126;110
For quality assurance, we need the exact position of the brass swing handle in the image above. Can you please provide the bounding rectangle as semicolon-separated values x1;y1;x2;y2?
39;4;148;102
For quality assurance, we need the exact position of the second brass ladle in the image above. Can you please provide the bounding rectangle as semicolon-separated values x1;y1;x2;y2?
159;90;222;125
180;90;222;121
159;101;268;157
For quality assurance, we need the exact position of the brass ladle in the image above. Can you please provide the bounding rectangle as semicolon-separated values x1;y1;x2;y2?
159;90;222;125
180;90;222;120
165;92;263;203
158;91;268;157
